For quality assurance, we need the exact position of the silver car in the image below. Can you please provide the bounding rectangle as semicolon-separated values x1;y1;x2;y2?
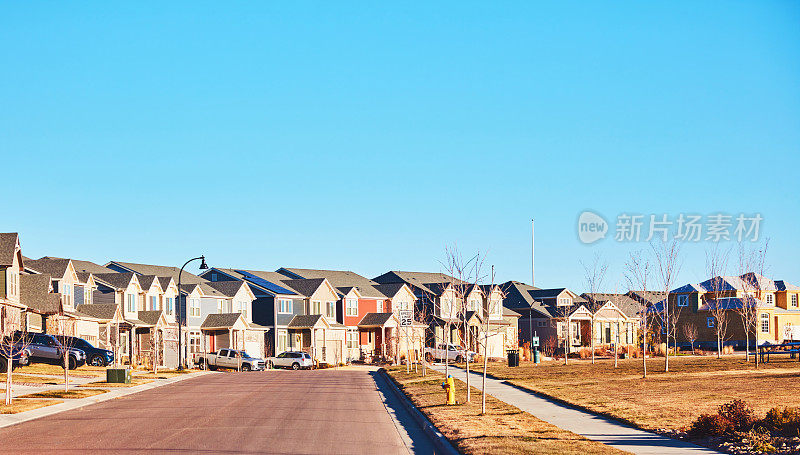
266;351;314;370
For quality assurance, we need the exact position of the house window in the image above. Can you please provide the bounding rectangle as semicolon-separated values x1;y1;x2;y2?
677;295;688;307
62;283;72;307
9;271;16;296
279;299;293;314
238;300;247;319
166;297;174;315
376;300;383;312
346;298;358;316
311;301;322;314
558;297;571;306
150;296;158;310
347;330;358;349
441;299;452;317
761;313;770;333
536;320;547;327
190;298;201;317
278;332;287;353
765;294;774;306
127;294;136;313
211;272;218;281
792;295;798;308
707;317;715;328
84;287;92;305
326;301;336;318
189;332;201;353
490;299;502;318
469;299;480;311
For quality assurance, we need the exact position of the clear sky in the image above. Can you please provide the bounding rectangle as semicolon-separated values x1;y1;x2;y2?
2;2;799;291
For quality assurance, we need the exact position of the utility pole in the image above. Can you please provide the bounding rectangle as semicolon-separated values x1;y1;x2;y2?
531;219;535;286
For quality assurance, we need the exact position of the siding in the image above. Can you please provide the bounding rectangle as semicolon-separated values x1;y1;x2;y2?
0;267;6;299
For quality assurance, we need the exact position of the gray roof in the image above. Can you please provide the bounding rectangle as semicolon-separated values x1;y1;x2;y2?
205;280;247;298
93;272;137;290
138;310;165;326
24;257;71;279
280;278;327;298
373;271;462;295
372;283;408;299
201;313;243;329
582;293;641;317
357;312;395;327
776;280;800;292
20;274;62;314
137;275;159;290
157;276;174;289
75;304;119;320
71;259;115;275
627;290;668;305
207;268;299;296
279;268;386;298
287;314;323;328
107;261;206;284
740;272;778;291
0;233;19;267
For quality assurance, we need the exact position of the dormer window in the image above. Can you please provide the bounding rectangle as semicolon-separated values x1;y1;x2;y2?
677;295;688;307
558;297;571;306
792;294;798;308
765;294;774;306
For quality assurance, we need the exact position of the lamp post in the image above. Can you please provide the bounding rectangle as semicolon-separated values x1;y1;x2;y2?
177;255;208;370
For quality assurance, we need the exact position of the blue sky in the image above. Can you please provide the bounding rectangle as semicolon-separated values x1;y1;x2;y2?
2;2;799;291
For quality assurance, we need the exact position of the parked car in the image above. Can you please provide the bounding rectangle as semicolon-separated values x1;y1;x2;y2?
266;351;314;370
53;335;114;367
193;349;266;371
424;343;477;363
0;343;30;372
5;331;87;369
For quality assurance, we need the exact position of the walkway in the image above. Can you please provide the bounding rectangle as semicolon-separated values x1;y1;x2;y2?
430;364;719;455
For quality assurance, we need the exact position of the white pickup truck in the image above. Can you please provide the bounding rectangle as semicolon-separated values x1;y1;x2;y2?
424;343;477;363
193;348;266;371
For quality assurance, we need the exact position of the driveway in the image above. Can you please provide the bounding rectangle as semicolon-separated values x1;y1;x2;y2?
0;368;435;454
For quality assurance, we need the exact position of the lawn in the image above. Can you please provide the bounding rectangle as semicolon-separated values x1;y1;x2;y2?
0;374;64;385
0;399;62;414
386;366;627;455
469;355;800;432
14;364;107;377
19;388;108;399
79;379;153;388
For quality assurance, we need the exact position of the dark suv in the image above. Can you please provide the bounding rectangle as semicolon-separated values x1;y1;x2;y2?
0;343;30;372
6;331;87;369
53;335;114;367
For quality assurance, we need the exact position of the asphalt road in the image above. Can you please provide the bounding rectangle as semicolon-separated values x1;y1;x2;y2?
0;368;435;454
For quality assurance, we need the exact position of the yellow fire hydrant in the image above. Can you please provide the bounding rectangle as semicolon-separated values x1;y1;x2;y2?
441;375;456;405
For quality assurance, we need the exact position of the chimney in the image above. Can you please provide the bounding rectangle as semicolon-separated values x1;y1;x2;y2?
531;219;535;286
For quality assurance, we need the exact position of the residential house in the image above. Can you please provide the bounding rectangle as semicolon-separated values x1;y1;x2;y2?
279;278;346;365
0;233;25;335
580;293;641;348
373;282;426;363
201;268;305;357
203;280;265;356
668;273;800;349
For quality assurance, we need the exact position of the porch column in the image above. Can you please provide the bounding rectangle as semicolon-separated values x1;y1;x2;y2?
382;326;386;360
228;328;233;349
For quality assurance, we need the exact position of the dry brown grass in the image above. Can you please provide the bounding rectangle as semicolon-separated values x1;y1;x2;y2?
133;369;190;379
79;379;153;388
475;355;800;431
0;399;62;414
0;374;64;385
386;366;627;454
19;388;108;399
14;364;107;377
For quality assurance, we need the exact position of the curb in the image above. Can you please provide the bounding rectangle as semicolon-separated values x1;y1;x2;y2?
378;369;460;455
0;371;208;430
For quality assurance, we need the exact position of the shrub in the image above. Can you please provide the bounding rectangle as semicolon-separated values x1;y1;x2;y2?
690;413;731;437
578;348;591;359
762;406;800;437
723;345;734;355
718;399;756;432
689;400;755;437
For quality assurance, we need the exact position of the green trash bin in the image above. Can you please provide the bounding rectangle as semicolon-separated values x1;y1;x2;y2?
106;368;132;384
533;350;540;364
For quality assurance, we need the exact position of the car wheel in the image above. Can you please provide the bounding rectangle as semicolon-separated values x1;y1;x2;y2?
292;362;300;370
242;364;251;372
425;353;434;362
208;365;217;371
0;358;7;373
67;356;78;370
89;355;105;367
267;361;273;369
455;355;464;363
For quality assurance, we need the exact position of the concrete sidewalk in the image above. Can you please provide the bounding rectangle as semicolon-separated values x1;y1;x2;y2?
430;364;719;455
0;371;207;429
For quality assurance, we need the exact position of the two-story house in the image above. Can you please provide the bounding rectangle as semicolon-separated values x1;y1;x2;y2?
0;233;26;334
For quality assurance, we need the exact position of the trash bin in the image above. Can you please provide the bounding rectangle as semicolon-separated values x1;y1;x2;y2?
507;349;519;367
107;368;132;384
533;350;540;364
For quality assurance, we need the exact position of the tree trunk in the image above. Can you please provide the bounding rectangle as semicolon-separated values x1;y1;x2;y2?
664;320;669;372
5;364;12;405
642;334;647;379
717;332;722;359
564;321;570;365
64;351;69;393
465;326;470;403
481;331;489;415
591;317;595;364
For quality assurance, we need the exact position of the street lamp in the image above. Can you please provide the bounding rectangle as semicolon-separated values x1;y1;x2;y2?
177;255;208;370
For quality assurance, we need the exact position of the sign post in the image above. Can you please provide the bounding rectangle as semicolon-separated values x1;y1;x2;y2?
399;310;413;373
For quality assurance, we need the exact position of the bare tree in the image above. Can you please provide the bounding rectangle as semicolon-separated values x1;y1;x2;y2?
582;253;608;364
480;266;501;415
53;315;77;392
555;303;571;365
682;322;698;353
625;249;652;378
705;244;731;359
651;239;682;372
441;245;486;404
1;309;32;405
737;240;769;368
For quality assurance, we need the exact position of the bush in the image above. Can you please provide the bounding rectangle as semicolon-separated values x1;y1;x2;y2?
690;413;731;437
718;399;756;432
762;406;800;437
689;400;755;437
